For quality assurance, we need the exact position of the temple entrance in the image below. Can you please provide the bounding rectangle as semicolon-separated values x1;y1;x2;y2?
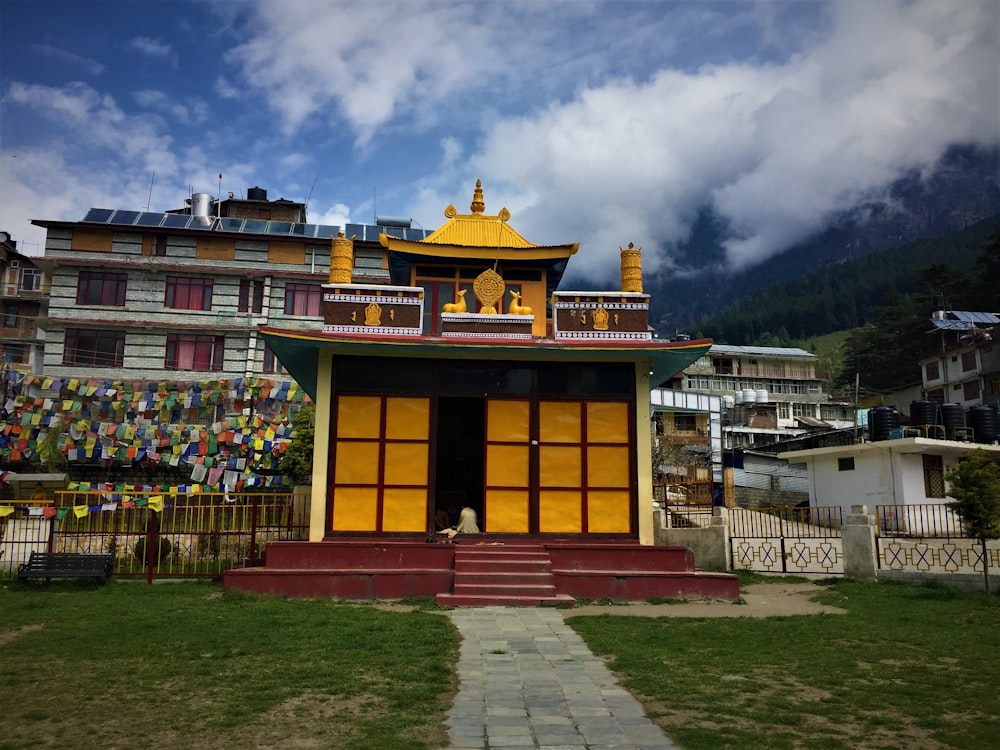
434;396;486;531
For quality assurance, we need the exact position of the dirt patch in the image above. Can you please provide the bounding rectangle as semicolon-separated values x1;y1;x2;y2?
0;622;44;645
564;582;845;618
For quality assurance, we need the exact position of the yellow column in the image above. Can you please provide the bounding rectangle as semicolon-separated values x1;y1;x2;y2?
634;363;655;545
308;352;333;541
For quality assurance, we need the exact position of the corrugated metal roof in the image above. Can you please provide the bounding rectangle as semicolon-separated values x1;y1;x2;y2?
951;310;1000;323
709;344;815;359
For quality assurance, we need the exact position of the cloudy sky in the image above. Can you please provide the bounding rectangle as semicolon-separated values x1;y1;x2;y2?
1;0;997;284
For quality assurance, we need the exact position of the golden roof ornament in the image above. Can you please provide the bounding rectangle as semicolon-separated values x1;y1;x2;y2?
470;179;485;214
620;242;643;293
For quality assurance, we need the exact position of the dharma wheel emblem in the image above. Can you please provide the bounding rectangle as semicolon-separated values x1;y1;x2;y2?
473;268;505;315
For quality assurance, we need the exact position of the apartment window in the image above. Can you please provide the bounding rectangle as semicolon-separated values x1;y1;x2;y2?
153;234;167;256
925;361;940;381
3;343;27;364
63;329;125;367
777;403;790;419
283;283;322;316
3;303;17;327
165;334;224;371
77;271;127;306
963;380;981;401
238;279;265;314
961;351;977;372
923;455;945;498
792;403;814;418
837;457;855;471
262;342;288;374
673;414;697;432
165;276;213;311
20;268;42;291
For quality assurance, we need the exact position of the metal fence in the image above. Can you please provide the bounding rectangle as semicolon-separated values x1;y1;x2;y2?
0;491;310;581
875;503;998;577
729;505;844;575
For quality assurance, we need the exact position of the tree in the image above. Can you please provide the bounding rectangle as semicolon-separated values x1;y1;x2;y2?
36;417;69;473
280;406;315;484
946;449;1000;594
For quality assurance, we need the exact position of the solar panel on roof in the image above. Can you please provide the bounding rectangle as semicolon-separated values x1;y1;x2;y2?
316;224;340;238
136;212;166;227
242;219;268;234
111;210;140;225
266;221;294;235
83;208;114;222
345;223;365;239
291;223;312;237
218;218;244;232
162;214;193;228
952;310;1000;324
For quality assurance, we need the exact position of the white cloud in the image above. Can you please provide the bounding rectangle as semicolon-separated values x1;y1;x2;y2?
133;89;208;126
464;0;1000;281
31;44;105;76
314;202;352;227
213;75;240;100
129;36;172;58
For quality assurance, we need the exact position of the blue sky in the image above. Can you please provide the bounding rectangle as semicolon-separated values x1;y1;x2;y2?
1;0;997;284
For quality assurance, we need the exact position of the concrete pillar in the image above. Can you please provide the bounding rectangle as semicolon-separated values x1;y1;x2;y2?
654;506;730;571
843;504;878;582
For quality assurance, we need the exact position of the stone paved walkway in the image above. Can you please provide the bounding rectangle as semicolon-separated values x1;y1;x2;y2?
445;607;680;749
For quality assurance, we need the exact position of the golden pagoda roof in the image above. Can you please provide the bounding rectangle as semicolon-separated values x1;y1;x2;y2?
380;180;579;261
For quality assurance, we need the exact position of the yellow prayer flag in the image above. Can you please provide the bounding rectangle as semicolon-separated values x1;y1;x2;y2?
73;504;89;518
147;495;164;512
0;505;15;517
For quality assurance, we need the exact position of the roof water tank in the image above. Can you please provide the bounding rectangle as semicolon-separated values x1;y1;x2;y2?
941;402;965;440
247;186;268;201
755;390;769;404
869;406;901;441
722;395;735;409
190;193;213;218
968;405;998;444
909;400;938;427
734;391;744;404
742;389;756;404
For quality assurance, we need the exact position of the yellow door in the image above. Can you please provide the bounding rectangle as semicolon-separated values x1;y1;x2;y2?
330;395;430;532
484;399;530;532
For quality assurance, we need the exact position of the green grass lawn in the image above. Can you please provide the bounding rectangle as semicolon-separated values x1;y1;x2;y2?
568;579;1000;750
1;581;458;750
4;577;998;750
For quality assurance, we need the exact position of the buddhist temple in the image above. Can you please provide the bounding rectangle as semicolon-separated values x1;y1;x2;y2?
224;181;738;604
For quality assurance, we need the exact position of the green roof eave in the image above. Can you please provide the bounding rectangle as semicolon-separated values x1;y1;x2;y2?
259;327;711;401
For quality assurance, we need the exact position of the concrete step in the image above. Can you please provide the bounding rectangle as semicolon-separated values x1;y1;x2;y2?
453;582;560;597
454;571;555;586
436;592;576;607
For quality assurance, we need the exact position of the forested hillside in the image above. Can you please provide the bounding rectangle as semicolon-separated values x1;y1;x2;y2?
691;215;999;346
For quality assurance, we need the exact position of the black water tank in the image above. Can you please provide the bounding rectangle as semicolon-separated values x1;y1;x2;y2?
968;405;999;444
909;400;938;428
941;402;966;440
869;406;900;441
247;186;268;201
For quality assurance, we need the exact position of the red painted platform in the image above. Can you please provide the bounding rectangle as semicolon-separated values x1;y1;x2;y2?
223;537;740;604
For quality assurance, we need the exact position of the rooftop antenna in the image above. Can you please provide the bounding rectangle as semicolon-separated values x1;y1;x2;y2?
217;173;223;218
304;177;317;219
143;172;155;212
373;186;377;224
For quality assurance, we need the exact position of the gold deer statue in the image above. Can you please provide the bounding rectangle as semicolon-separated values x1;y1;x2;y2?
442;289;467;313
508;290;532;316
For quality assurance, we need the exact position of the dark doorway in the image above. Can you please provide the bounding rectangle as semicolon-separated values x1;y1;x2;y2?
434;396;486;531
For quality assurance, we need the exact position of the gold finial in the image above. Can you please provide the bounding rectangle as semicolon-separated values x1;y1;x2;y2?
470;179;485;215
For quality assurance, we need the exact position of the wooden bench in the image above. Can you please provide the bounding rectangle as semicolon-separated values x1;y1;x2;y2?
16;552;115;585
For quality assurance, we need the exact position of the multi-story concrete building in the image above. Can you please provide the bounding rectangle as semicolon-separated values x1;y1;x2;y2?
0;231;49;374
30;188;424;381
920;309;1000;410
672;344;855;450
